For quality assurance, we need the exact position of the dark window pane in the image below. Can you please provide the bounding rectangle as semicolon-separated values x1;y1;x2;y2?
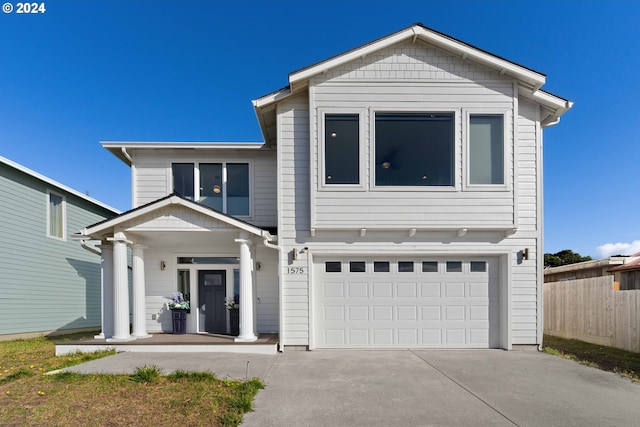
325;114;359;184
446;261;463;273
172;163;194;199
470;115;504;185
375;113;453;186
398;261;414;272
199;163;223;211
422;261;438;273
470;261;487;272
227;163;250;215
325;262;341;273
374;261;390;272
350;261;366;273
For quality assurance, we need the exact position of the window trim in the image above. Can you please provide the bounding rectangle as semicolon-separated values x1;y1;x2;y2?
463;109;510;192
318;108;366;191
370;108;459;192
170;160;253;218
46;189;66;241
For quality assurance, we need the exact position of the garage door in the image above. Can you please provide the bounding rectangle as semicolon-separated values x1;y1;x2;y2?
314;258;497;348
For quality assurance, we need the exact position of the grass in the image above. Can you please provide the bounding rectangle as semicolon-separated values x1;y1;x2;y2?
0;331;264;426
543;334;640;381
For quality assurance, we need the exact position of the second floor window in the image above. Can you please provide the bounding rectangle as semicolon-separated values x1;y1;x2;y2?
172;162;250;216
375;113;454;187
325;114;359;185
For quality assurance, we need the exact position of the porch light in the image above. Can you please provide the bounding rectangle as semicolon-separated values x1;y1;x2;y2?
160;260;166;270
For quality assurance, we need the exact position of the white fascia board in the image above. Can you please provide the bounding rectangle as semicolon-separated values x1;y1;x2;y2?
0;155;120;214
289;25;546;88
83;195;268;239
101;141;265;150
289;28;415;85
252;87;292;109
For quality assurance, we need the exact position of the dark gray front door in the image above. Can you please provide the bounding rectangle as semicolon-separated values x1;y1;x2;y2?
199;270;226;333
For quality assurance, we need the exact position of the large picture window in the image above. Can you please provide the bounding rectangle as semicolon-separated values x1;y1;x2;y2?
469;115;504;185
324;114;359;185
172;162;250;216
375;113;454;186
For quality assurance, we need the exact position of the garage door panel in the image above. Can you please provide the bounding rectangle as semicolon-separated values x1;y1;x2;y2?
316;258;495;349
324;282;344;297
348;282;368;297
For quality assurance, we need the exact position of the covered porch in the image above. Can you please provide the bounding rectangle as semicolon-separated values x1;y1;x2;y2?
74;194;279;351
55;332;279;355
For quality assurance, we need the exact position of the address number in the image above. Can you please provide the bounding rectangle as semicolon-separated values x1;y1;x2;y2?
286;267;307;275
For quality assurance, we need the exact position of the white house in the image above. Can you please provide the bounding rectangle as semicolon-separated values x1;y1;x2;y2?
76;23;571;350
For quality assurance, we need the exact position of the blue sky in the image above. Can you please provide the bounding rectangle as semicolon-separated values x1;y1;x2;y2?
1;0;639;258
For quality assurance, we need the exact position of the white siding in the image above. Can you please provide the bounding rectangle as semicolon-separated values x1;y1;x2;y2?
309;40;515;230
131;148;277;228
278;94;311;345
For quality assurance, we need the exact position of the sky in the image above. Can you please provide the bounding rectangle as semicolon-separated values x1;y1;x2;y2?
1;0;639;259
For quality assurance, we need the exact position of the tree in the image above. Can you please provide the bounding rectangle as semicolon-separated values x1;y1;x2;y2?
544;249;592;268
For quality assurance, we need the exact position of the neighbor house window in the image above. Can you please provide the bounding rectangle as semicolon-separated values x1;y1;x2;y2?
375;113;454;186
172;162;250;216
469;115;504;185
324;114;359;184
47;191;65;240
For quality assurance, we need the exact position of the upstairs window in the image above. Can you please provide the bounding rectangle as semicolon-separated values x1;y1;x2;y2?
172;162;250;216
469;115;504;185
172;163;195;199
47;190;65;240
375;113;454;187
324;114;359;185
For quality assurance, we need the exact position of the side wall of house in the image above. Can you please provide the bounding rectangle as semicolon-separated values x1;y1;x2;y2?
0;165;116;336
131;148;277;229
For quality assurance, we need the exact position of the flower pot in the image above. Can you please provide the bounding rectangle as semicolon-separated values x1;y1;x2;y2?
171;309;187;334
230;308;239;336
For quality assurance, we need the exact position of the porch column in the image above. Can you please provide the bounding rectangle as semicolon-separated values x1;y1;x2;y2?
131;244;151;339
96;242;113;339
235;233;257;342
107;233;134;342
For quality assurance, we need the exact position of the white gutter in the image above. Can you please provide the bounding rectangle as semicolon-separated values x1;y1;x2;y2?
121;147;132;163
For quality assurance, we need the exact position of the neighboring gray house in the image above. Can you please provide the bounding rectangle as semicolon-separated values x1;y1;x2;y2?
0;156;119;339
77;23;571;350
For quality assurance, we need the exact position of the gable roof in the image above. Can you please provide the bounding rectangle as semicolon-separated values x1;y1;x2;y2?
0;155;120;214
77;192;273;240
253;23;572;145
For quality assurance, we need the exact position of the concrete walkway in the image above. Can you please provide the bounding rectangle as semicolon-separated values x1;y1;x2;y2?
61;349;640;426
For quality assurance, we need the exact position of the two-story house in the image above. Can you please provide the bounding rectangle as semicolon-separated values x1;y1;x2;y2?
76;23;571;350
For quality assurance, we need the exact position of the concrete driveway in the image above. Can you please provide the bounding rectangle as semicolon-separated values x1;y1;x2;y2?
242;349;640;427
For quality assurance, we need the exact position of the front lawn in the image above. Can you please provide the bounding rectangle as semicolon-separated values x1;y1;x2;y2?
0;331;263;426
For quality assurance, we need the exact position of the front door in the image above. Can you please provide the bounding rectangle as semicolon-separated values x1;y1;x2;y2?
199;270;226;333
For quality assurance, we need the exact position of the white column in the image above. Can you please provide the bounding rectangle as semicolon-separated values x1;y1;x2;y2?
96;242;113;339
107;233;134;342
235;233;257;342
131;244;151;339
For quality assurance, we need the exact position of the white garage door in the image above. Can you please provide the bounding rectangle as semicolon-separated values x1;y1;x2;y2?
314;258;498;348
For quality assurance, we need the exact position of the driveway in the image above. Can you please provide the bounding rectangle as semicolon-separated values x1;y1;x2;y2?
242;349;640;427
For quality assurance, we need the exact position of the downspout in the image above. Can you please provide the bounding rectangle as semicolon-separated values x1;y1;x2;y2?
121;147;133;163
262;234;283;352
80;239;101;256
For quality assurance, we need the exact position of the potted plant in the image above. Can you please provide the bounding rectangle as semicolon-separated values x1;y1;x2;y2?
168;292;190;334
225;295;239;336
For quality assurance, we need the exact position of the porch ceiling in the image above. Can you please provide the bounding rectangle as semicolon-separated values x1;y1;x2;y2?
125;229;243;249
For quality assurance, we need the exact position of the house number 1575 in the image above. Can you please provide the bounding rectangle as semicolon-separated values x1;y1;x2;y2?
286;267;307;275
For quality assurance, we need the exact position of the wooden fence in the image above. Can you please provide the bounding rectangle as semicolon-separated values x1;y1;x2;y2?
544;276;640;353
